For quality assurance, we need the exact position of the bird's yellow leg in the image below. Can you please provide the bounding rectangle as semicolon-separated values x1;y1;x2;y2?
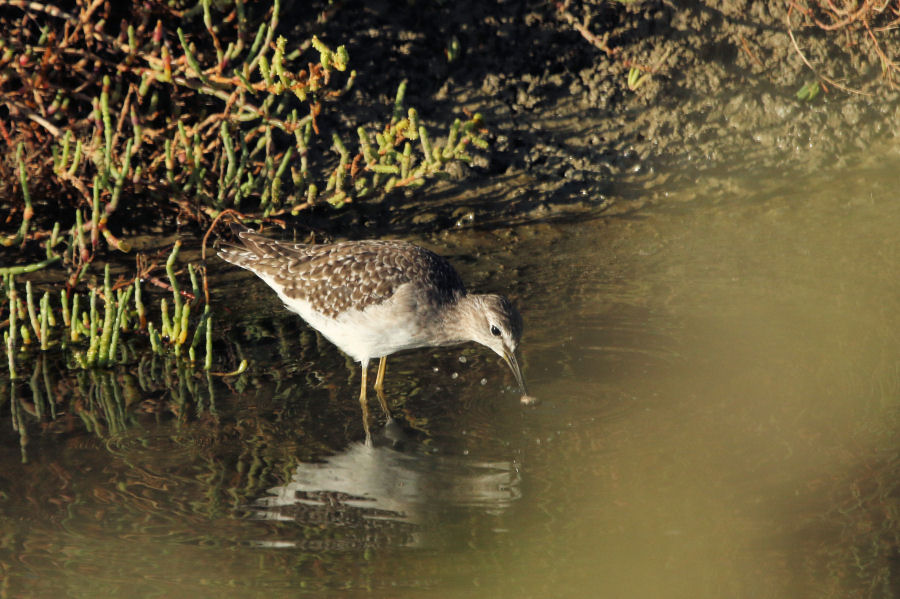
359;362;372;445
374;356;393;422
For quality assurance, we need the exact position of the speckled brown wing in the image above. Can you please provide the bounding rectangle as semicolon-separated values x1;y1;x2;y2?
218;227;466;318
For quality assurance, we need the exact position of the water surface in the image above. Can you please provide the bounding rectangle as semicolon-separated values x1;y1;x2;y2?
2;150;899;597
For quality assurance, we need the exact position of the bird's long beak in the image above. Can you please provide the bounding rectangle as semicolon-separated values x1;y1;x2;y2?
503;349;528;395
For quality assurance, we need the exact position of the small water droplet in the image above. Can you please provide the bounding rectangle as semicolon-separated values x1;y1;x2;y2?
520;394;539;406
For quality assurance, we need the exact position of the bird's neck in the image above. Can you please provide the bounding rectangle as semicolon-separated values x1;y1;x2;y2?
436;293;479;346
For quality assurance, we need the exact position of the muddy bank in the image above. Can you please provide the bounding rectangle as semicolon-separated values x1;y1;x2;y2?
300;0;900;226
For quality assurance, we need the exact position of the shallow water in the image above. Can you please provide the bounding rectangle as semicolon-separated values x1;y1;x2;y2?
2;148;900;597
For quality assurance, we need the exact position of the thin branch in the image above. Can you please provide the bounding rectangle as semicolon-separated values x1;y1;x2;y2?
785;11;871;96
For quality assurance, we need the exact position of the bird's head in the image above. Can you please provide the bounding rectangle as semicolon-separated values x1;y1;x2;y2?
458;294;527;394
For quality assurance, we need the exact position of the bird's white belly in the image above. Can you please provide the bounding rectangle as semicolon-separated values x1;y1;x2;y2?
264;278;427;363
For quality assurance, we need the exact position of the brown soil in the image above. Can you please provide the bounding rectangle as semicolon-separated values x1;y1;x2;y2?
297;0;900;230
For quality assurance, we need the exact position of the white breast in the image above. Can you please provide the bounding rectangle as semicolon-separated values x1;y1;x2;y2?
262;276;431;363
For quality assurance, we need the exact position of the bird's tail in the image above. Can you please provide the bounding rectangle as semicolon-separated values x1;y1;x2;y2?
217;223;266;268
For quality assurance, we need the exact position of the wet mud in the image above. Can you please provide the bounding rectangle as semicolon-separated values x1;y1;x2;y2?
298;0;900;231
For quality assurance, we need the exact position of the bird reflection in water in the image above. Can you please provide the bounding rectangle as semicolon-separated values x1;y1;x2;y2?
251;427;521;550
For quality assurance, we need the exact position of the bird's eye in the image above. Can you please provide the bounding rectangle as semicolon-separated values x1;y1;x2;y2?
490;325;501;337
